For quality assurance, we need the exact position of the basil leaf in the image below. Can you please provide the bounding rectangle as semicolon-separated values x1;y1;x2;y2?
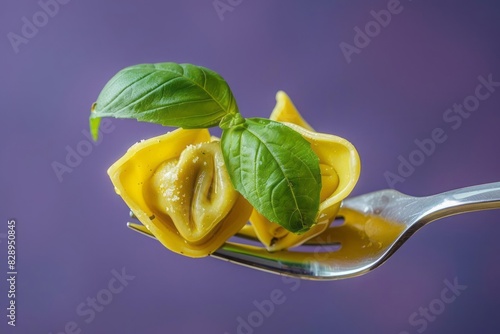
221;118;321;233
90;62;238;140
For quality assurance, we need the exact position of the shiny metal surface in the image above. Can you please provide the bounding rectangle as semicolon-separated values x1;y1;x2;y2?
128;182;500;280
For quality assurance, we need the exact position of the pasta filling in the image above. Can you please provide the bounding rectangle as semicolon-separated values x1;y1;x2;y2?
148;142;237;244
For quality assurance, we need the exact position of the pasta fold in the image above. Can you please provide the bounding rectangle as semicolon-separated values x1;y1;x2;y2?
250;91;361;251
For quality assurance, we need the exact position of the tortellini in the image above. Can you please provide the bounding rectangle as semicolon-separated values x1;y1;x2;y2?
107;128;253;258
107;91;360;257
250;91;361;251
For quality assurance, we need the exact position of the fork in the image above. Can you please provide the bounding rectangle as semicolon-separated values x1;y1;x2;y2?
127;182;500;280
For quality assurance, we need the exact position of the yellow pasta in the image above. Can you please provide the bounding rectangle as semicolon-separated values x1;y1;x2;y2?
249;91;361;251
107;128;253;257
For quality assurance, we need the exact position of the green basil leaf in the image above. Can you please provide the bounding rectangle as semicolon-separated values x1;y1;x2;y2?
90;62;238;140
221;118;321;233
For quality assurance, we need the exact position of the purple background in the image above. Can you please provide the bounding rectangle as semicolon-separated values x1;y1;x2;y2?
1;0;500;333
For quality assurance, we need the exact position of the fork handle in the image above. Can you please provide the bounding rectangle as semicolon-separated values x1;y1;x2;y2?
423;181;500;222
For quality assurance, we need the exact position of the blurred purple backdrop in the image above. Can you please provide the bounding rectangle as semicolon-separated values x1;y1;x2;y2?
1;0;500;333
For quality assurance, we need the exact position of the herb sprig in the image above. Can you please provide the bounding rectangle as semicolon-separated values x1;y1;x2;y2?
90;62;321;233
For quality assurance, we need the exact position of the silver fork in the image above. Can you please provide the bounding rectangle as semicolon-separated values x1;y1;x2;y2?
127;182;500;280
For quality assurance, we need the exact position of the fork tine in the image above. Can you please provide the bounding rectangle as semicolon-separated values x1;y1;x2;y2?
127;222;156;239
128;218;344;247
235;224;344;246
234;224;259;241
127;218;344;254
